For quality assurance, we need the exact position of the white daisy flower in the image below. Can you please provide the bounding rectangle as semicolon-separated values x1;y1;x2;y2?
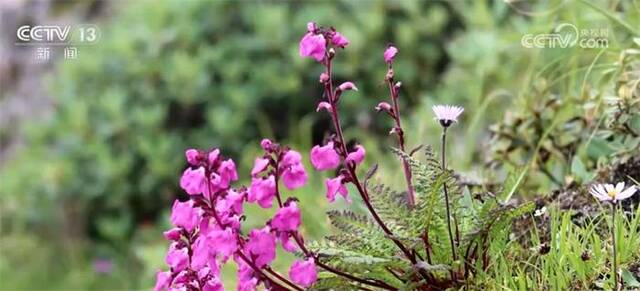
432;105;464;127
534;206;547;217
589;182;637;203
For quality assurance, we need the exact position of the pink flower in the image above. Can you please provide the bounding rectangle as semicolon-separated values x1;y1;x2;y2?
202;279;223;291
281;151;307;189
154;270;172;291
346;145;365;165
337;81;358;92
217;159;238;188
170;200;200;232
316;101;332;112
93;258;112;274
216;189;245;215
208;149;220;165
221;214;241;231
202;172;221;199
271;202;301;232
171;270;189;286
260;138;273;151
236;260;259;291
326;175;350;203
185;149;200;166
289;258;318;288
282;163;308;190
248;176;276;208
179;167;206;195
375;102;392;112
282;150;302;167
332;31;349;48
208;228;238;261
589;182;637;203
163;227;182;241
299;32;326;62
191;235;212;270
279;232;298;253
246;227;276;267
197;262;220;280
384;46;398;63
251;157;270;177
166;243;189;272
432;105;464;127
310;142;340;171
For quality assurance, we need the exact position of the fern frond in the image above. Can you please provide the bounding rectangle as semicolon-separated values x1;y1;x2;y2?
367;184;412;236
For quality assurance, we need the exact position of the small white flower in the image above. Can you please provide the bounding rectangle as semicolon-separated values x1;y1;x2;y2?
432;105;464;127
534;206;547;217
589;182;637;203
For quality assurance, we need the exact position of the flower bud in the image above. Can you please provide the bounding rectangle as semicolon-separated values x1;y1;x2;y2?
208;149;220;165
337;81;358;92
163;228;182;241
375;102;392;112
185;149;200;166
319;72;329;83
328;48;336;58
384;46;398;63
306;22;317;33
331;32;349;48
261;139;273;151
316;101;332;112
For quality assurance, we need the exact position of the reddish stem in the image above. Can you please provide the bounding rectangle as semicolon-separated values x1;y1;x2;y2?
321;52;429;282
272;159;396;290
386;74;415;207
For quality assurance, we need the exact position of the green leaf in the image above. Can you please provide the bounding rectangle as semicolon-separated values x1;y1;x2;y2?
498;167;528;203
571;156;595;182
622;269;640;288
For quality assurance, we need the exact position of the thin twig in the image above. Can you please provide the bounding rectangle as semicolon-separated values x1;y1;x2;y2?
386;73;415;207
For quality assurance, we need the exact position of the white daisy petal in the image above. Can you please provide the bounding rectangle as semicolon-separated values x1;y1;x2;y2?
615;182;625;194
590;184;611;201
617;185;637;201
432;104;464;125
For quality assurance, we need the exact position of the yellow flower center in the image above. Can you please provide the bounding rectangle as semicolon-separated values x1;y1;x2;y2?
608;189;618;199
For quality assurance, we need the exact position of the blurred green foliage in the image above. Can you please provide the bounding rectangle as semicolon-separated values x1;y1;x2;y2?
487;18;640;191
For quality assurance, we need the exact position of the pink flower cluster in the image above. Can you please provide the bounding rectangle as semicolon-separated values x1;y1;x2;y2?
299;22;349;62
156;142;317;291
157;21;378;291
310;142;366;203
300;22;369;204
